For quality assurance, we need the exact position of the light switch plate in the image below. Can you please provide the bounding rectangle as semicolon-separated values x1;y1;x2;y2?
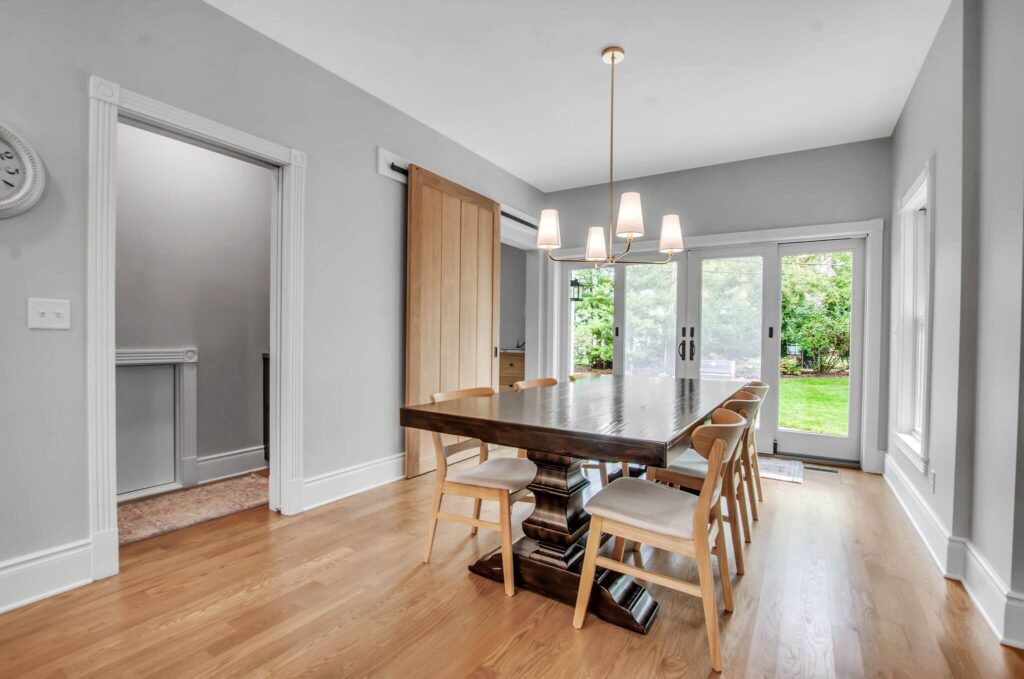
28;298;71;330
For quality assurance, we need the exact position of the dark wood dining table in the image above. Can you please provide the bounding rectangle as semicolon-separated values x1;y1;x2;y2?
399;375;748;633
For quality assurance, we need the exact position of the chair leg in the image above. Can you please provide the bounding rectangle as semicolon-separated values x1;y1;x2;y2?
750;438;764;502
471;498;482;536
517;448;528;459
697;539;723;672
736;470;752;544
613;536;626;561
498;491;515;597
423;484;444;564
742;447;759;522
598;463;609;487
620;462;630;479
573;517;603;629
723;475;745;575
713;507;733;612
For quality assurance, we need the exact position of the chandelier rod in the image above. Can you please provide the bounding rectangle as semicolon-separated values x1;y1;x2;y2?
608;49;615;259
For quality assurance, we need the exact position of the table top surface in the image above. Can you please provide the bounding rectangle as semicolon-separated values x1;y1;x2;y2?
400;375;748;465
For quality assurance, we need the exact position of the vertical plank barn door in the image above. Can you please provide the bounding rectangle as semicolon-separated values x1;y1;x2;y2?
405;165;500;477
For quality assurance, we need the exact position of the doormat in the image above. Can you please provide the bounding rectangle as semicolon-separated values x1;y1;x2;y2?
118;473;268;545
757;457;804;484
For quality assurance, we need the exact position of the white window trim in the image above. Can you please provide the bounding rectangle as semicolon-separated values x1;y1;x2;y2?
890;161;935;474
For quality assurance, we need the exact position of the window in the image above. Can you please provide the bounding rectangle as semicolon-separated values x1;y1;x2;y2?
894;169;931;470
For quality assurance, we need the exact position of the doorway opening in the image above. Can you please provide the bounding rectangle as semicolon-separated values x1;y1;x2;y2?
87;77;306;579
113;121;274;545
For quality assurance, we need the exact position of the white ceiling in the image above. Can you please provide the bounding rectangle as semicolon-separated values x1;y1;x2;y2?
207;0;950;192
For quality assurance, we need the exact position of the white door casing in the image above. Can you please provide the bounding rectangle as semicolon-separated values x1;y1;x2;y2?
87;76;306;580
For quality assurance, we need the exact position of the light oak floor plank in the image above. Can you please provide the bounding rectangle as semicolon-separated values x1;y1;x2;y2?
1;466;1022;677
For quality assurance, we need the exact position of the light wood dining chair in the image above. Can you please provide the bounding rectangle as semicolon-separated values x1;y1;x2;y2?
512;378;558;457
572;408;746;672
512;377;558;391
570;373;629;485
647;392;758;574
422;386;537;597
743;381;769;505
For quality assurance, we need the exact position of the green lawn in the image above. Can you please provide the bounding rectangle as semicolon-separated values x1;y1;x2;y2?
778;376;849;436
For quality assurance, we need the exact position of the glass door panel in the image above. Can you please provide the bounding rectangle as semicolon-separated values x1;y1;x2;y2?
683;245;778;452
698;255;764;381
775;239;863;461
569;267;615;379
623;263;677;377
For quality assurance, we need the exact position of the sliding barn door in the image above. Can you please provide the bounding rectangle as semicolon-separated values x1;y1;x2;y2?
405;165;500;477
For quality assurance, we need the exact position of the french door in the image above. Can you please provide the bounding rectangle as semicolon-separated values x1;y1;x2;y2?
680;240;864;462
680;244;779;451
558;238;864;463
773;239;864;461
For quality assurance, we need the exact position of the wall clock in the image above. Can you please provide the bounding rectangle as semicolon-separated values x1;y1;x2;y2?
0;122;46;218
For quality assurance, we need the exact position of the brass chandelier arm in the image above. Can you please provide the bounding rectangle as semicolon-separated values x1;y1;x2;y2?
544;237;674;267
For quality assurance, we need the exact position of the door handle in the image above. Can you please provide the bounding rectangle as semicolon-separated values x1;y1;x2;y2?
677;339;686;360
688;339;695;361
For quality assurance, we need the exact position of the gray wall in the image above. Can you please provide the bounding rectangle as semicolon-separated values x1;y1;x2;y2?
888;0;969;538
543;139;892;249
973;0;1024;590
117;122;271;458
500;244;527;349
0;0;544;562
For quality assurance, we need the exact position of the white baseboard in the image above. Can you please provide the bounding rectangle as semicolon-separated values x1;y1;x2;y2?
302;453;404;511
0;539;93;614
956;538;1024;649
197;445;267;484
883;453;954;575
883;454;1024;649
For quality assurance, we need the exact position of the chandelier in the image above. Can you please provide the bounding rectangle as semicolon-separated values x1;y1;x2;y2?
536;46;684;267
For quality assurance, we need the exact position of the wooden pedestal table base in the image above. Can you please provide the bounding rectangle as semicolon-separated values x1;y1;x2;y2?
468;450;659;633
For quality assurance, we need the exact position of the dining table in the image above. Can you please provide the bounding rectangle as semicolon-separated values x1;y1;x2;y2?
399;374;748;633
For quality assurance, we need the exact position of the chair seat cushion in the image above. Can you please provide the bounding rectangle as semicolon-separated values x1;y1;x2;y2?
584;477;697;540
665;448;709;479
447;457;537;492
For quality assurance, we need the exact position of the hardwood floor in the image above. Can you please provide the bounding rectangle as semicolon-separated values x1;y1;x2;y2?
1;463;1022;677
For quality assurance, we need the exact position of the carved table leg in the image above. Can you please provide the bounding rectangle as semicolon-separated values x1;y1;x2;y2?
468;451;659;633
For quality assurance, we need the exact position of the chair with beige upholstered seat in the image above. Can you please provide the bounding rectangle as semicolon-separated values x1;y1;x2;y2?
742;380;769;507
570;373;629;485
512;378;558;458
512;377;558;392
572;407;746;672
421;386;537;597
648;391;759;574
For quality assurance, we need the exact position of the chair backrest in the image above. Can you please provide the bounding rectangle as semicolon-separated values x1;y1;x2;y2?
745;380;769;401
513;377;558;391
724;391;765;464
729;387;761;436
722;391;760;462
570;373;603;383
429;387;495;479
689;408;746;538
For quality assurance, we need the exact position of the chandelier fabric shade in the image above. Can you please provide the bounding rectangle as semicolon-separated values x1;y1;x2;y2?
615;192;644;239
536;208;561;249
535;46;681;267
658;214;684;253
585;226;608;261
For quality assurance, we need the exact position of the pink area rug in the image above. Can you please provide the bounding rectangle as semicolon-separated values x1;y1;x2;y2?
118;473;269;545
